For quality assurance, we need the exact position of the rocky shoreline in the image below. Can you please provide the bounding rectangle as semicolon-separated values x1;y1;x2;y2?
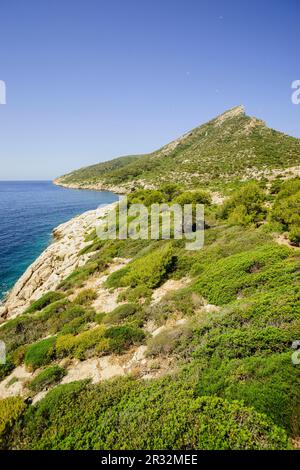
0;202;117;321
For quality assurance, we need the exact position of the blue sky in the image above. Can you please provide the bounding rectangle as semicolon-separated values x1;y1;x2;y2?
0;0;299;180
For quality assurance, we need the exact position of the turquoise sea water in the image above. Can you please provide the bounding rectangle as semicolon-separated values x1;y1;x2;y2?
0;181;118;300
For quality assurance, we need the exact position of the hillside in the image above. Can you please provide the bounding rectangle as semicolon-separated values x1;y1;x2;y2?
55;106;300;193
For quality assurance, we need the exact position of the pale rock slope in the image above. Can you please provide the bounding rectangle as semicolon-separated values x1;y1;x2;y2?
0;203;117;320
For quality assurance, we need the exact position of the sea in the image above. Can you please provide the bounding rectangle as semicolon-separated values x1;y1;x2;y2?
0;181;119;300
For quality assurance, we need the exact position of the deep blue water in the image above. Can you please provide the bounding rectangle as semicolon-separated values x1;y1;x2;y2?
0;181;118;299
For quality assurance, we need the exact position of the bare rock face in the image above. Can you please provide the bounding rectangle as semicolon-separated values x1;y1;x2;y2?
0;203;116;320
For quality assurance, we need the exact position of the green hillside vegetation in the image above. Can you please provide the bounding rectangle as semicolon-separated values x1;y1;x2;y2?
57;106;300;192
0;109;300;450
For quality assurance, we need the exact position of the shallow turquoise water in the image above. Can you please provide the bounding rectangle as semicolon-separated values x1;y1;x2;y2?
0;181;118;299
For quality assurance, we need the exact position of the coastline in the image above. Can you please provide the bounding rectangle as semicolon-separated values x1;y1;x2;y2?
0;201;117;321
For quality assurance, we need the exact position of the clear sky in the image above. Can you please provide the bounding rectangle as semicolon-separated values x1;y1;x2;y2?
0;0;299;180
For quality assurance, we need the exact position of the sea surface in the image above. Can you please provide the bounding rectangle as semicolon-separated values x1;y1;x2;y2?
0;181;118;300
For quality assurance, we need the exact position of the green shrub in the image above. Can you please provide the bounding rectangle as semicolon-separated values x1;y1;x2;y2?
25;292;65;313
194;244;291;305
104;325;145;354
174;190;211;206
0;302;84;356
289;225;300;246
24;337;56;371
194;352;300;436
118;243;174;289
59;317;87;335
94;312;106;324
196;326;295;360
29;366;66;393
0;396;26;448
58;257;107;291
106;243;174;289
10;378;289;450
55;326;108;360
103;303;139;325
101;393;288;450
48;304;95;335
105;265;130;289
271;178;300;244
160;183;182;201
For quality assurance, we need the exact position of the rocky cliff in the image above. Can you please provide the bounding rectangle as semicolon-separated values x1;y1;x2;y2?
0;203;116;320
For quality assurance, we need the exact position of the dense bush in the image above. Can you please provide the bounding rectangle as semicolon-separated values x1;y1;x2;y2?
40;298;70;318
73;289;97;305
194;352;300;436
174;190;211;206
127;189;166;206
103;303;140;325
104;325;146;354
29;365;66;393
118;285;152;303
55;321;145;360
0;302;95;363
8;378;289;450
55;326;108;360
194;244;290;305
289;225;300;245
195;325;295;360
58;256;107;291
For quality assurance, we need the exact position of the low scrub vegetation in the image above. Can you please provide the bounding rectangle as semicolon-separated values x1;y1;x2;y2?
24;337;57;371
6;377;289;450
73;289;97;305
25;292;65;314
219;182;267;226
0;396;26;448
